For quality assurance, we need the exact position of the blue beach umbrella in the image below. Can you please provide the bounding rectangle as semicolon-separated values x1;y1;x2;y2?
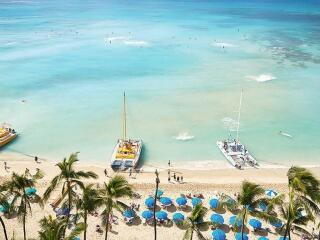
209;198;219;209
229;215;243;227
25;187;37;196
245;204;254;211
191;197;202;207
160;197;172;206
56;208;69;216
141;210;153;220
145;197;155;208
265;189;277;198
279;237;288;240
156;189;164;198
173;212;185;223
271;219;283;228
123;209;135;218
0;205;8;213
258;237;269;240
176;197;187;206
259;201;267;211
235;232;248;240
210;214;224;225
249;218;262;229
73;237;80;240
155;211;168;220
212;229;226;240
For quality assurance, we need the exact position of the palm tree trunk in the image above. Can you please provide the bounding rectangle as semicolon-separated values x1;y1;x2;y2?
153;170;160;240
84;210;87;240
241;209;246;240
190;229;193;240
105;210;110;240
64;181;72;237
23;206;26;240
283;212;291;239
153;181;159;240
0;216;8;240
288;229;292;240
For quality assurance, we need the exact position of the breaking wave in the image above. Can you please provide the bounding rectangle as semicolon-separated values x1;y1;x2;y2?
174;132;195;141
246;74;276;82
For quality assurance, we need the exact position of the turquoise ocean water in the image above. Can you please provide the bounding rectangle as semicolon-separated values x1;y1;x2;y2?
1;0;320;168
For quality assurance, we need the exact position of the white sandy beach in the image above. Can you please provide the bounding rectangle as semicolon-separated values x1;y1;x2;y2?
0;153;319;240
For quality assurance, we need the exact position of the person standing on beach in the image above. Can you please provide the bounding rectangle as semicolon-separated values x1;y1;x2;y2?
129;168;132;177
168;175;171;182
177;176;180;182
104;169;108;177
181;176;183;183
173;173;176;181
168;160;171;167
4;161;8;171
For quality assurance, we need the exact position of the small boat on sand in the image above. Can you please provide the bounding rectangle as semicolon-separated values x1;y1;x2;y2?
110;93;142;170
217;90;258;169
0;124;17;147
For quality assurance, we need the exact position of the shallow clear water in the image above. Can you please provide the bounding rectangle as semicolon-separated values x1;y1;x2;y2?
1;0;320;168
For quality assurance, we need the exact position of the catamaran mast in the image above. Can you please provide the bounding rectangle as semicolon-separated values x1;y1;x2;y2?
236;89;243;142
122;92;127;141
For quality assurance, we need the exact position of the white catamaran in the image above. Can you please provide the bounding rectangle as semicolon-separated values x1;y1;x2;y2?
110;93;143;170
217;90;258;169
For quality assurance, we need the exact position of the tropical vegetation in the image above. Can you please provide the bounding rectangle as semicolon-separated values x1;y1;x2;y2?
182;204;208;240
0;159;319;240
43;152;98;236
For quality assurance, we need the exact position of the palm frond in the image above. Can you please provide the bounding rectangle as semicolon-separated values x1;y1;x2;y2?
65;222;85;240
195;228;206;240
182;227;193;240
43;175;62;202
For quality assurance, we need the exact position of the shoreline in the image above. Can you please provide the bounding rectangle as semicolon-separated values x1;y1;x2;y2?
1;152;319;185
1;151;319;171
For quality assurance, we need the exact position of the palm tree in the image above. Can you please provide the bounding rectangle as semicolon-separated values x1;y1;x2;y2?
278;200;314;239
38;215;85;240
0;185;9;240
281;166;320;240
99;175;134;240
233;181;274;240
4;171;43;240
78;184;101;240
183;204;208;240
43;152;98;236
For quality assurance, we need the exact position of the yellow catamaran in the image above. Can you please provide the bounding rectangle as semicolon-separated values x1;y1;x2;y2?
110;93;142;170
0;124;17;147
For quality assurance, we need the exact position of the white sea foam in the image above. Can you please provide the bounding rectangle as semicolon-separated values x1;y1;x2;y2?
279;131;293;138
123;40;149;47
222;117;238;132
104;37;150;47
212;42;236;48
104;36;126;42
246;74;276;82
174;132;194;141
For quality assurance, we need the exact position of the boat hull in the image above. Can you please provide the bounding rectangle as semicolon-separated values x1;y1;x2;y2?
110;139;143;171
0;131;17;148
216;140;258;169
